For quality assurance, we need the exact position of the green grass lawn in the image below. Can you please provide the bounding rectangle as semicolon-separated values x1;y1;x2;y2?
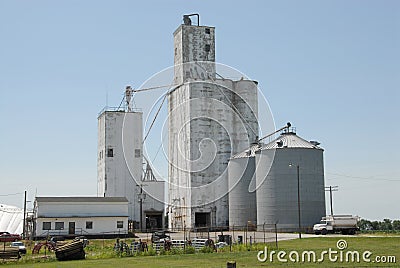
2;237;399;267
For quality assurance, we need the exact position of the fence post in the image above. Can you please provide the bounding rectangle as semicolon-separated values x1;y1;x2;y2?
263;222;265;244
246;223;248;246
244;226;247;246
184;221;186;241
232;225;235;244
275;223;278;248
183;222;186;251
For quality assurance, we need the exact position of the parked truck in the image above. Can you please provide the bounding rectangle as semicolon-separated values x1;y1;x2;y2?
313;215;359;235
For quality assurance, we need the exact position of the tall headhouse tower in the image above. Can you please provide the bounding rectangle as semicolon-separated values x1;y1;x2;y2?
97;89;165;229
97;92;143;221
168;15;259;229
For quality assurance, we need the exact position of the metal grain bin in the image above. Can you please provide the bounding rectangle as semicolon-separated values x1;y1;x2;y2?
228;145;258;227
256;129;325;231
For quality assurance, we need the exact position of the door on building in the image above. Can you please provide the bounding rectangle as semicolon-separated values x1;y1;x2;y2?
145;213;163;230
195;212;211;228
68;222;75;235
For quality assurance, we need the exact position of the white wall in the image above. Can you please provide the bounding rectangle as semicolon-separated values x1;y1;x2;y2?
36;201;128;218
35;217;128;237
142;181;165;213
173;25;216;85
97;111;143;220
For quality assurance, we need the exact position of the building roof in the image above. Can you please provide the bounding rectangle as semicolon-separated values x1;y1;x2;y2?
261;132;323;150
35;197;129;203
231;143;261;159
231;131;322;159
97;107;142;118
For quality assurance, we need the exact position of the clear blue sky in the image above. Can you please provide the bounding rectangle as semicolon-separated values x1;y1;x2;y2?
0;0;399;220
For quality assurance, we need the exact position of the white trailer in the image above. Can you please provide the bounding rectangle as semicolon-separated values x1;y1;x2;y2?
313;215;359;235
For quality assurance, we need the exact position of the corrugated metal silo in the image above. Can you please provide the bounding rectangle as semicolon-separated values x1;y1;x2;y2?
256;129;325;231
228;145;258;227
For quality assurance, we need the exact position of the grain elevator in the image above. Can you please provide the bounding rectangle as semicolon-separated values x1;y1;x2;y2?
168;15;259;229
97;89;165;230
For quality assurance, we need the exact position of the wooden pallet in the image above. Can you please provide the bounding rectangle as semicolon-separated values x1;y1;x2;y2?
0;247;20;260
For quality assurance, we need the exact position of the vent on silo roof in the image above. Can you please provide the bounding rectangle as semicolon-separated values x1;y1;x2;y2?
310;141;320;146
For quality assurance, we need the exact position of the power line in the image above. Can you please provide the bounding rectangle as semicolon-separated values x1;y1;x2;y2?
0;192;23;197
325;186;338;216
326;172;400;182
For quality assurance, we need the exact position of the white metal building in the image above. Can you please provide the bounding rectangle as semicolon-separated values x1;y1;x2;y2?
168;18;259;229
34;197;129;238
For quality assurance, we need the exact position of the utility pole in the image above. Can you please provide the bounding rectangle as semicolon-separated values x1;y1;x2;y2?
325;186;338;216
138;184;147;232
297;165;301;239
23;191;27;239
289;163;301;239
139;186;143;232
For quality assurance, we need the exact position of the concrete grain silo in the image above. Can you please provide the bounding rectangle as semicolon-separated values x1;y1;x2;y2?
255;128;325;231
168;16;259;229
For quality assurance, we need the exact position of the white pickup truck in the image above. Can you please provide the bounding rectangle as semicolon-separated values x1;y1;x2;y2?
313;215;359;235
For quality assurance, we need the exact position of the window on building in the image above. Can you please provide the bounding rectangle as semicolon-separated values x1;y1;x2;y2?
42;222;51;230
135;149;141;158
86;221;93;229
117;221;123;229
55;222;64;230
205;28;210;34
107;148;114;157
205;44;210;52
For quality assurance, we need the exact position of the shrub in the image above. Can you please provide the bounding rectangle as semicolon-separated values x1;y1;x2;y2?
142;246;157;256
184;246;195;254
200;246;215;253
159;248;166;255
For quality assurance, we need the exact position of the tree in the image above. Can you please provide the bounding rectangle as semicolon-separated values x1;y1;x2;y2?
370;221;381;230
392;220;400;231
382;219;392;231
359;218;399;231
358;219;372;231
